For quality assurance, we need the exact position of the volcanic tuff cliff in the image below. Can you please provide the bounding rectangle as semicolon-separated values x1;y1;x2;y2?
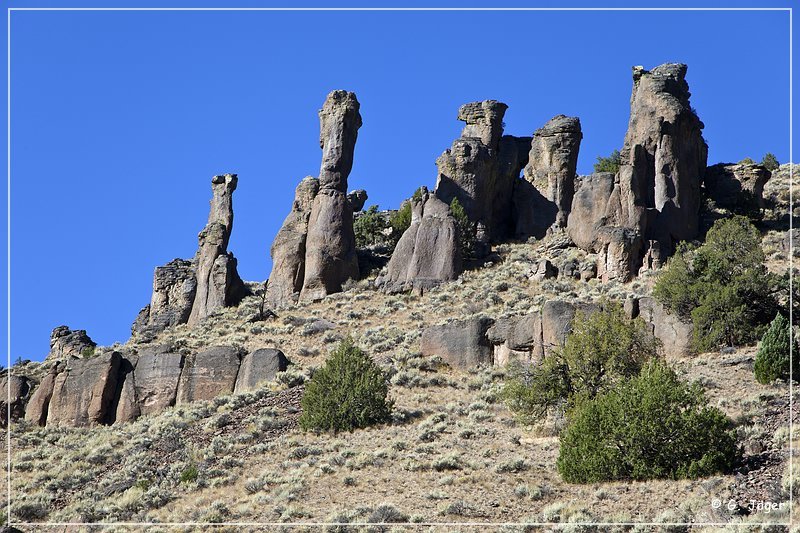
3;63;781;429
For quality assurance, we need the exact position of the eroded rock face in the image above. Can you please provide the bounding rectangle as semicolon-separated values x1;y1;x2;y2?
704;163;771;212
609;63;707;254
486;314;543;366
24;370;58;426
435;101;508;246
132;346;184;416
287;91;362;303
266;177;320;307
132;259;197;337
234;348;289;394
523;115;582;228
347;189;368;212
637;297;694;358
420;317;494;369
176;346;241;404
382;187;463;293
48;326;96;360
46;352;122;427
1;375;31;427
189;174;248;325
567;173;616;250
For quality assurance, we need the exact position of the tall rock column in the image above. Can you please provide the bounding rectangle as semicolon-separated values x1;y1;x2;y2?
266;177;320;306
523;115;582;228
188;173;248;325
299;91;362;301
434;100;508;249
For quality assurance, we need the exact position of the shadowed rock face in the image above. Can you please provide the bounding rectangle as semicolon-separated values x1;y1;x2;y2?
523;115;582;229
266;177;320;307
189;174;248;325
704;163;771;212
382;187;463;293
1;375;31;427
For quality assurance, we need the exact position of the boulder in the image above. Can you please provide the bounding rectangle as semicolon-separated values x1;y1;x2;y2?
132;259;197;336
46;352;122;427
300;90;362;301
266;177;320;307
189;173;248;325
523;115;582;228
24;369;59;426
132;347;184;416
420;317;494;369
176;346;241;404
596;227;643;283
383;187;462;293
347;189;368;212
486;313;544;364
704;163;771;212
234;348;289;394
638;297;694;358
532;259;558;281
0;375;31;426
541;300;600;355
47;326;96;360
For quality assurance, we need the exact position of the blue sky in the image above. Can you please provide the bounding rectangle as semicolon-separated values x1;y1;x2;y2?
2;1;796;362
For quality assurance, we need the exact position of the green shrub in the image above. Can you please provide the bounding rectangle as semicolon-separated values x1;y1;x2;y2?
654;216;780;351
299;337;393;432
738;157;756;165
754;313;798;384
180;464;198;483
760;153;780;171
388;200;412;241
557;360;739;483
502;302;659;423
354;205;387;248
449;197;475;260
593;149;621;173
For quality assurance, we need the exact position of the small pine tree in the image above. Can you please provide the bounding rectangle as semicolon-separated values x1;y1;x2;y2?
299;338;393;433
557;360;738;483
754;313;798;384
354;205;387;248
738;157;756;165
449;197;475;260
760;153;780;171
593;149;621;173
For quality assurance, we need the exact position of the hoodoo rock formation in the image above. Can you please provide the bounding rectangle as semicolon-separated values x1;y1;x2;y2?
568;63;707;281
133;174;247;335
380;187;463;294
268;90;362;306
188;173;248;325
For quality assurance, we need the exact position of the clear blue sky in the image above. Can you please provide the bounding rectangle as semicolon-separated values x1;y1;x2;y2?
3;1;796;363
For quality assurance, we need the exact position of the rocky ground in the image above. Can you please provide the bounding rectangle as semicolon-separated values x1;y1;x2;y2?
5;222;797;530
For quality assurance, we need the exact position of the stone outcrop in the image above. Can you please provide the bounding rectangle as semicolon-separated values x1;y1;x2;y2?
188;173;248;325
24;369;59;426
268;91;362;306
48;326;96;360
486;314;543;366
234;348;289;394
23;342;290;427
46;352;122;427
347;189;368;212
566;64;707;281
300;91;362;302
523;115;582;228
1;374;31;426
636;297;694;358
704;163;771;212
176;346;242;404
434;101;507;252
420;317;494;368
266;177;320;307
132;259;197;337
380;187;463;294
